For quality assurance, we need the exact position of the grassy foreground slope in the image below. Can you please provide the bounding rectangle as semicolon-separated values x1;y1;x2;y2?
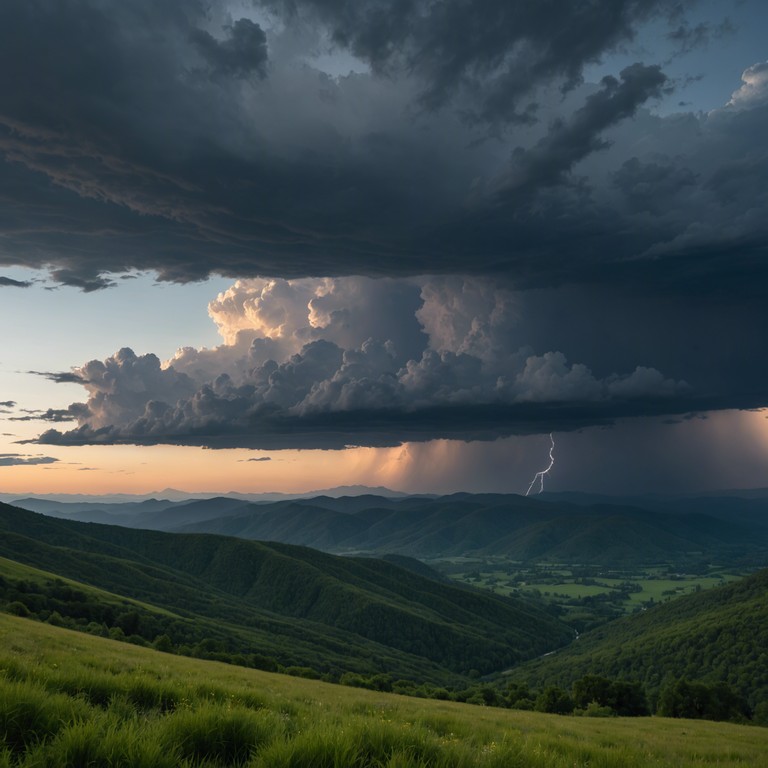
506;568;768;707
0;502;570;681
1;615;766;768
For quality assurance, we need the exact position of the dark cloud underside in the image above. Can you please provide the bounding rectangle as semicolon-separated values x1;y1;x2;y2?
0;0;764;296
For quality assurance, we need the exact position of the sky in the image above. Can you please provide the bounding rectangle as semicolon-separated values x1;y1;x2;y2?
1;0;768;497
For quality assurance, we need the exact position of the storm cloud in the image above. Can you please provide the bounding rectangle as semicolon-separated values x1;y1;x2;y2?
32;276;703;450
3;1;767;456
0;0;765;298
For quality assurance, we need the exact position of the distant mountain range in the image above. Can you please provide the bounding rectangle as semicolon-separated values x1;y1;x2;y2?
10;491;768;565
0;485;421;505
7;485;768;506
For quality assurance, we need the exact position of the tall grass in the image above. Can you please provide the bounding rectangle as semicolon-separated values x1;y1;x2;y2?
1;613;766;768
160;702;284;765
22;717;180;768
0;679;89;755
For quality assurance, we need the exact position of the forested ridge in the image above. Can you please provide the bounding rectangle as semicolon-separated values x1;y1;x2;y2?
505;567;768;708
0;502;570;685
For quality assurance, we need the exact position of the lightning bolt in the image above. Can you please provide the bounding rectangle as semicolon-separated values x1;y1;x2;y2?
525;433;555;496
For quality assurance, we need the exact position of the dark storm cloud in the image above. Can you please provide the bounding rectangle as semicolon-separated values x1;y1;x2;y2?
28;322;696;451
0;401;15;408
34;391;765;451
0;276;32;287
265;0;679;120
25;269;768;450
48;270;116;293
666;17;734;55
496;64;667;196
612;157;698;214
29;371;90;385
192;18;269;78
3;1;768;453
1;0;752;294
10;408;78;423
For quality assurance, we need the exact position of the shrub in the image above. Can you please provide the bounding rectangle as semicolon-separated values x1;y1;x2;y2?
5;601;30;618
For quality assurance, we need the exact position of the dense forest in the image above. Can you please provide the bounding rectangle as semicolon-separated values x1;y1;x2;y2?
504;567;768;712
0;503;570;685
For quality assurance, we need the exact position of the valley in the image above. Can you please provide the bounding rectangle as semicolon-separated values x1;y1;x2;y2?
1;488;767;757
438;558;748;630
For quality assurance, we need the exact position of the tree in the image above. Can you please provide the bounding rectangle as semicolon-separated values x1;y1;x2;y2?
572;675;649;716
535;686;573;715
153;634;173;653
657;679;748;722
572;676;613;710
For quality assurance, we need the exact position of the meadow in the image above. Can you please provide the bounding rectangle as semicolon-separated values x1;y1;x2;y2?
2;613;766;768
440;558;746;628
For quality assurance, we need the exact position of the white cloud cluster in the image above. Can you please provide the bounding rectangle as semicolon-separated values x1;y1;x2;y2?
36;276;688;448
728;61;768;110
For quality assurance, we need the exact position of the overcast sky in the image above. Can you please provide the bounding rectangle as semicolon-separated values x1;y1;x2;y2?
1;0;767;496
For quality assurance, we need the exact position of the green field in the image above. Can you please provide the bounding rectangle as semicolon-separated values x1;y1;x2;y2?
1;613;767;767
439;558;747;628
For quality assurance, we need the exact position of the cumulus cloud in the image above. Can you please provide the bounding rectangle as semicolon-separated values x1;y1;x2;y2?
170;277;424;383
728;61;768;109
33;276;695;450
416;277;517;361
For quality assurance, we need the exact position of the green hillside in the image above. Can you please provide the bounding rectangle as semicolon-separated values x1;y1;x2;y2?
505;567;768;707
0;502;570;683
1;614;766;768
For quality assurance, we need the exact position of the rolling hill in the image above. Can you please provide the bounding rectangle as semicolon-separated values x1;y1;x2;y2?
2;613;765;768
13;492;768;565
0;502;571;683
173;495;767;564
503;567;768;707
